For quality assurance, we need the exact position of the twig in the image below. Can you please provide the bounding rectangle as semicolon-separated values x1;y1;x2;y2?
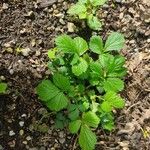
72;134;78;150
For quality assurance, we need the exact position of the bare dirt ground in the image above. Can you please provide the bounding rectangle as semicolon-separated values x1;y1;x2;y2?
0;0;150;149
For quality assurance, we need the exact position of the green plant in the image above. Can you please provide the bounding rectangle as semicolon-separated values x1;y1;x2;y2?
0;82;7;94
68;0;108;30
36;32;126;150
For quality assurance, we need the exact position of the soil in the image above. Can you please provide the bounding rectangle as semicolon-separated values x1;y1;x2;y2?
0;0;150;150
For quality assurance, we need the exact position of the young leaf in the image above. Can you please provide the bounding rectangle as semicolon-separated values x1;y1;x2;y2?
101;101;112;112
90;0;107;6
55;34;76;53
79;124;97;150
103;78;124;92
53;73;70;92
36;80;59;102
104;91;125;109
87;15;102;31
82;111;100;128
0;83;7;94
47;48;57;59
89;35;103;54
46;92;68;111
104;32;125;52
74;37;88;56
72;58;88;76
68;2;87;16
69;120;81;133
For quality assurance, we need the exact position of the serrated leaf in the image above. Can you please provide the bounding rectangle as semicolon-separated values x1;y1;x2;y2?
53;73;70;92
103;78;124;92
87;16;102;30
68;3;87;15
46;92;68;111
55;34;76;53
104;32;125;51
101;101;112;112
0;83;7;94
79;124;97;150
36;80;59;102
90;0;107;6
74;37;88;56
104;91;125;109
89;35;103;54
72;58;88;76
82;111;100;128
68;108;79;121
69;120;81;133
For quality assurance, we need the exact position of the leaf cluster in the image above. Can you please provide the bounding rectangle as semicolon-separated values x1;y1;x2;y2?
36;32;126;150
0;82;7;94
68;0;108;30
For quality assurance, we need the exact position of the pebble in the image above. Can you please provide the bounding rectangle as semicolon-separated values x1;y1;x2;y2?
23;141;28;145
9;130;15;136
9;69;14;75
147;39;150;43
29;148;38;150
2;3;9;10
21;114;27;117
67;22;75;33
21;47;31;56
59;138;65;144
40;147;46;150
19;130;24;136
59;131;64;138
0;145;3;150
19;121;24;127
26;136;32;141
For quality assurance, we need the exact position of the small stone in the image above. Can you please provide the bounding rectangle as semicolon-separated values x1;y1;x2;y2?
9;130;15;136
59;18;65;25
35;50;41;56
26;136;32;141
19;130;24;136
21;48;31;56
20;28;27;34
2;3;9;10
67;22;75;33
9;69;14;75
19;121;24;127
23;141;28;145
40;146;46;150
0;145;3;150
31;39;36;47
59;138;65;144
147;39;150;43
59;131;64;138
21;114;27;117
50;148;55;150
29;148;38;150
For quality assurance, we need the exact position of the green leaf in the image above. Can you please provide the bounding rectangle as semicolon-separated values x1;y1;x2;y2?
90;0;107;6
74;37;88;56
53;73;70;92
36;80;59;102
104;32;125;51
103;78;124;92
87;15;102;30
68;108;79;121
47;48;57;59
46;92;68;111
0;83;7;94
82;111;100;128
101;101;112;112
69;120;81;133
89;35;103;54
68;3;87;15
55;34;76;53
104;91;125;109
79;124;97;150
72;58;88;76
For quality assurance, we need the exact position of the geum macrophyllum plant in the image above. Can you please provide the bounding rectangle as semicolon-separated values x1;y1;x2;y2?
68;0;108;30
36;32;127;150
